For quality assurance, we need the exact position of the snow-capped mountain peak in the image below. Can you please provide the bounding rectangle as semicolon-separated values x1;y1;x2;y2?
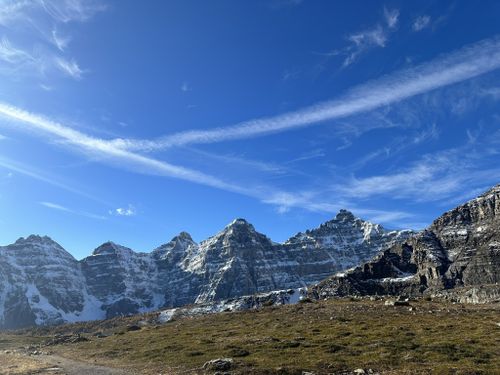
334;209;356;221
152;232;197;261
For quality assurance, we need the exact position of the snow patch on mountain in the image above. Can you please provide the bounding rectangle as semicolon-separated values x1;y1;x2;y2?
0;211;413;328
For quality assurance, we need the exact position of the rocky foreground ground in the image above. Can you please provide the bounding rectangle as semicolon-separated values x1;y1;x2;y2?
0;298;498;374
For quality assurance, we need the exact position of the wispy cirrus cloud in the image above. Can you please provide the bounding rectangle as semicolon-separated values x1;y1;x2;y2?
40;201;71;212
0;0;106;83
41;0;107;23
2;37;500;229
342;25;388;67
412;15;431;32
263;136;500;224
0;36;35;64
111;37;500;152
0;102;253;196
0;0;105;26
262;189;413;224
0;155;105;203
40;201;106;220
334;147;500;203
0;0;31;26
0;102;413;227
54;57;85;79
110;204;136;217
384;7;400;29
323;7;399;68
51;28;71;51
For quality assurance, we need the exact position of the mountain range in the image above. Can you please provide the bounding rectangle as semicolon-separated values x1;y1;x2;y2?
2;184;499;330
0;210;411;329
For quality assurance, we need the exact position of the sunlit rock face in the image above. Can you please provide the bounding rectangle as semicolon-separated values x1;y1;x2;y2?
310;185;500;303
0;235;102;329
0;211;412;328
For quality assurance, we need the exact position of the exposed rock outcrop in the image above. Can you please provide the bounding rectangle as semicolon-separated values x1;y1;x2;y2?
309;185;500;303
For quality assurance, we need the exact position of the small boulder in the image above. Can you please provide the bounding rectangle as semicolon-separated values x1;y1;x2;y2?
203;358;233;371
384;299;410;306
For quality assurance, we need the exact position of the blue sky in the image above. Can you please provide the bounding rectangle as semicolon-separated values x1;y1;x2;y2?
1;0;500;259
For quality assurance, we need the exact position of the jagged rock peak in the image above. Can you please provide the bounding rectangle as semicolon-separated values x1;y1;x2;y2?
92;241;133;256
175;231;194;242
225;218;256;231
10;235;71;258
431;183;500;230
152;231;197;258
483;183;500;194
334;209;356;221
465;183;500;206
15;234;57;245
308;183;500;303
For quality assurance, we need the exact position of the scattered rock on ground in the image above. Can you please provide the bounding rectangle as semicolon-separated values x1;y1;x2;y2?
126;324;141;331
203;358;233;371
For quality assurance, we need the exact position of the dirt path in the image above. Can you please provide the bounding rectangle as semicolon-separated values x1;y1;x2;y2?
0;351;130;375
36;353;130;374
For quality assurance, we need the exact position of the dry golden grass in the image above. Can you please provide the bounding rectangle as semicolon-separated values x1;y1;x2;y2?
0;352;50;374
1;299;499;374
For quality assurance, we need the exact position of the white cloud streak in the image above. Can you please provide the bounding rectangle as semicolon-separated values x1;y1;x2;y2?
262;190;413;224
51;28;71;51
54;57;85;79
112;37;500;152
334;149;500;202
40;201;71;212
0;36;35;64
0;102;253;196
40;201;106;220
0;102;414;227
0;0;31;26
0;155;105;203
40;0;107;23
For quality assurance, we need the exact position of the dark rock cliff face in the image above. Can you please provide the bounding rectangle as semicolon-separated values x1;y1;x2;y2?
309;185;500;303
81;242;161;319
0;212;410;328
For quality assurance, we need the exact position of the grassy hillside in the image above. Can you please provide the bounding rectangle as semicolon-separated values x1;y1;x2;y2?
1;298;499;374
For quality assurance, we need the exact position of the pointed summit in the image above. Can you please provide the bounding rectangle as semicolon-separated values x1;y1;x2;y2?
152;231;197;261
15;234;57;246
92;241;134;256
335;209;356;221
176;231;194;242
9;234;74;261
198;217;271;253
224;218;257;233
228;218;251;226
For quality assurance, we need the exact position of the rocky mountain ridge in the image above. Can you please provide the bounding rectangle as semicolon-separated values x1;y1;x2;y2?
0;211;411;329
309;184;500;303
